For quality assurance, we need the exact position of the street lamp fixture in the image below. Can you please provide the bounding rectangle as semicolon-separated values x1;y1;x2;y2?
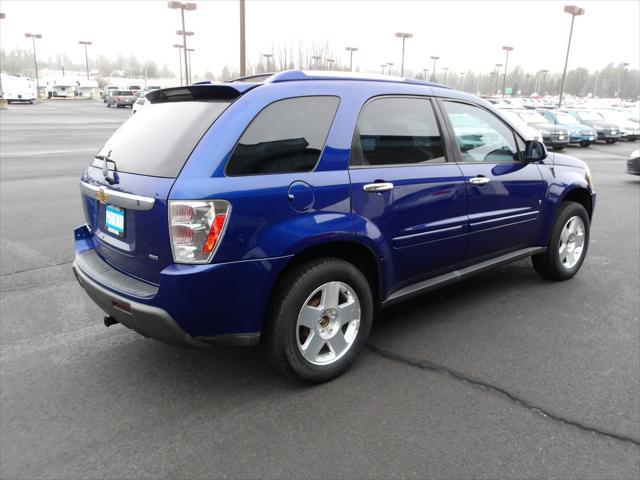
326;58;335;70
395;32;413;76
430;56;439;81
173;44;184;85
345;46;358;72
25;33;43;98
381;64;388;75
168;1;197;86
422;68;429;81
558;5;585;107
386;62;394;76
78;41;92;80
501;46;514;97
311;55;321;69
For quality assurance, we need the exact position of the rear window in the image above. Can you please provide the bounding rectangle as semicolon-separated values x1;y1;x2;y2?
93;100;231;177
225;96;340;176
116;90;133;95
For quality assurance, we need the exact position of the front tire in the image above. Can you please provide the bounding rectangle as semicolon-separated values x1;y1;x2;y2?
263;258;373;384
532;201;590;280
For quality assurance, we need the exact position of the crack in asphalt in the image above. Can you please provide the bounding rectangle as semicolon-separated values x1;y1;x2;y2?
367;343;640;447
0;260;72;277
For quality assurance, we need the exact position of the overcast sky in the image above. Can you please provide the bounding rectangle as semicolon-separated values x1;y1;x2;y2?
1;0;638;77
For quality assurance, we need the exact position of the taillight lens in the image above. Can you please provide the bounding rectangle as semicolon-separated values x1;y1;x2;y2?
168;200;231;264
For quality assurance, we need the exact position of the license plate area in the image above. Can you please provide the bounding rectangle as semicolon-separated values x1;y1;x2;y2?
105;204;125;237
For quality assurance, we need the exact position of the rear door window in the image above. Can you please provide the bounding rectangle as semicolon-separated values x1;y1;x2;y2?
93;100;231;178
225;96;340;176
350;96;446;166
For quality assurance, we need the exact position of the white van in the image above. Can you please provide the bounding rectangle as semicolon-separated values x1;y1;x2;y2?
0;74;37;103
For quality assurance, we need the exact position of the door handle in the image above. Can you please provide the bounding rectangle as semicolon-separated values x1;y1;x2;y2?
363;182;394;193
469;176;491;186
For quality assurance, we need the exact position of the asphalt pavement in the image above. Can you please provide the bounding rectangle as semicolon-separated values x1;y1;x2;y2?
1;100;639;479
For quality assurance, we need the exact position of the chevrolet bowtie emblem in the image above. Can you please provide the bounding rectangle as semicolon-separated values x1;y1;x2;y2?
96;187;108;204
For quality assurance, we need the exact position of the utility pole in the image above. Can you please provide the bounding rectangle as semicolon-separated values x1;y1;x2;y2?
25;33;42;98
168;2;196;86
78;41;92;80
501;46;514;97
558;5;585;107
345;46;358;72
395;32;413;77
430;56;439;81
173;44;183;85
239;0;246;76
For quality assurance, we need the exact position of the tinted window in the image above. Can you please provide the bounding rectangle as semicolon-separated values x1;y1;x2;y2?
93;100;231;177
351;97;445;166
443;101;520;163
226;96;339;176
115;90;133;96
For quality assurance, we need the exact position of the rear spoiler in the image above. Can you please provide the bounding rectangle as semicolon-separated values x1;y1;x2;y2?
147;83;259;104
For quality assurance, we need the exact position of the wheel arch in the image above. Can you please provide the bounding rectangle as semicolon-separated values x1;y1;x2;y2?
271;240;384;304
560;186;593;220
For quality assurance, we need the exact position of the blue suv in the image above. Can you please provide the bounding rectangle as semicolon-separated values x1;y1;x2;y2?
73;71;596;383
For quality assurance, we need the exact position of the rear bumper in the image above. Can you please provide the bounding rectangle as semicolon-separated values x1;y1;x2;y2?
73;261;212;347
73;225;291;347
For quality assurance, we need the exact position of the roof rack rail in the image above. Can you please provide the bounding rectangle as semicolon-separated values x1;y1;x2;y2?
228;70;450;89
265;70;451;88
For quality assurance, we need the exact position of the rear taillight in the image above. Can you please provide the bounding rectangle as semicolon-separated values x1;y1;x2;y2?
168;200;231;264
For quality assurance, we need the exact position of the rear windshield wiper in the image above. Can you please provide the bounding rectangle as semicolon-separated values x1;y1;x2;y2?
94;153;117;184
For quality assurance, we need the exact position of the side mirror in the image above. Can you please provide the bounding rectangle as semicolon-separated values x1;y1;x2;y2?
523;140;547;162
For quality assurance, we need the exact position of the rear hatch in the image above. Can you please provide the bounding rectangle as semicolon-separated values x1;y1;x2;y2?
80;84;256;284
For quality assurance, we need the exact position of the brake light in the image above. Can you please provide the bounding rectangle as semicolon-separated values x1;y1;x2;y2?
168;200;231;263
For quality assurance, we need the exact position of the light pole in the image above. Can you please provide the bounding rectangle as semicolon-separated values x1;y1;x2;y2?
327;58;335;70
459;72;465;90
25;33;42;98
501;46;513;97
345;46;358;72
558;5;585;107
381;64;387;75
430;56;439;81
395;32;413;76
78;41;92;80
168;1;196;87
422;68;429;81
525;73;531;95
442;67;449;84
619;62;630;100
239;0;246;76
386;62;394;76
312;55;321;70
263;53;273;72
173;44;183;85
541;69;549;95
187;48;195;83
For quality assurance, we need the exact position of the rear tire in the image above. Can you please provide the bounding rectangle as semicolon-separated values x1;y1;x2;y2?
262;258;373;384
532;201;590;280
580;141;590;147
606;139;616;144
